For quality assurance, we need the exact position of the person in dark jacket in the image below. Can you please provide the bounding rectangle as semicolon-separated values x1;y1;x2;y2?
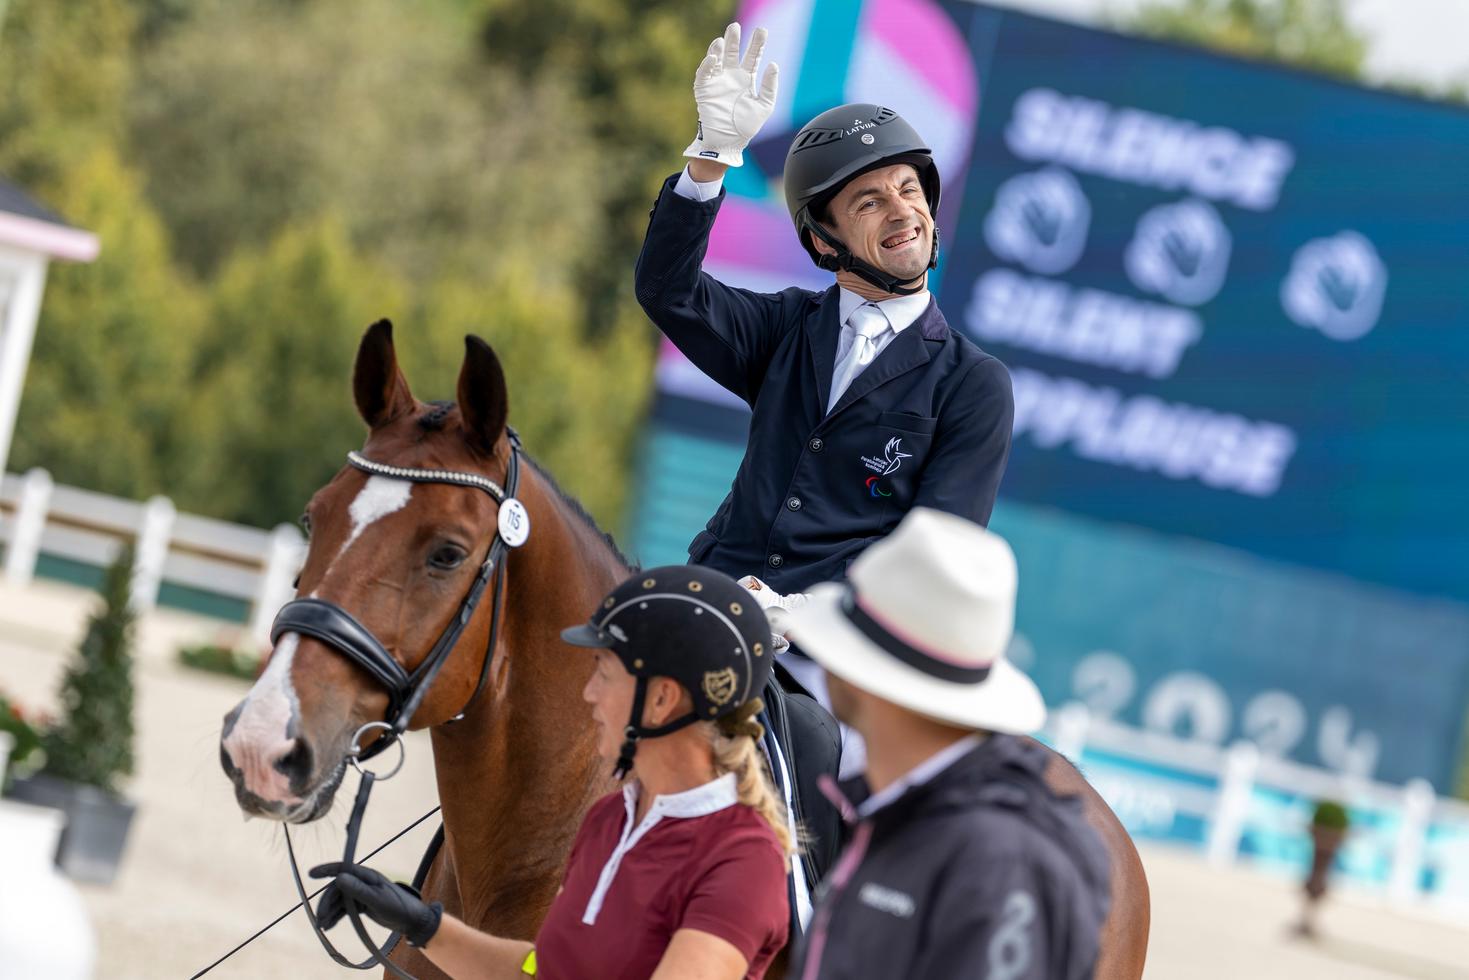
784;508;1111;980
637;23;1015;607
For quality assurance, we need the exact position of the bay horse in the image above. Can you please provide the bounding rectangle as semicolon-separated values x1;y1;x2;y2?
217;321;1148;978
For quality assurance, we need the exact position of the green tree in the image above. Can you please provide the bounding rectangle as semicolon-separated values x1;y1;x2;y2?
1125;0;1368;79
3;0;663;539
130;0;605;284
173;215;406;528
408;265;654;526
8;148;203;500
181;236;652;530
43;544;137;794
129;0;206;46
0;0;137;194
474;0;730;327
128;0;659;531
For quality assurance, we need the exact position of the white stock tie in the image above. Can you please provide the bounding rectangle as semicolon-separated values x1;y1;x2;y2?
828;304;890;412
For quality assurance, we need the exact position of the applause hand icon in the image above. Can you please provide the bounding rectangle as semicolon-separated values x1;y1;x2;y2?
1281;231;1388;342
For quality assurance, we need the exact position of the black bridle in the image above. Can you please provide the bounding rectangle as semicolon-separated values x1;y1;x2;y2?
263;430;527;979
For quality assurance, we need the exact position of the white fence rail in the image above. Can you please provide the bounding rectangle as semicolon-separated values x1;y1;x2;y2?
1044;704;1469;913
0;469;304;647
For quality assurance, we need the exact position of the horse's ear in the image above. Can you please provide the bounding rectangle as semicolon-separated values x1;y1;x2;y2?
354;319;417;429
457;335;508;454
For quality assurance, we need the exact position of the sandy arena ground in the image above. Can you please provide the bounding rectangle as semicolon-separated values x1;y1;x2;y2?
1;577;1465;979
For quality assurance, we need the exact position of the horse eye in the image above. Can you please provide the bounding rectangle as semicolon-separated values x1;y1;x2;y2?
299;513;312;538
428;545;467;571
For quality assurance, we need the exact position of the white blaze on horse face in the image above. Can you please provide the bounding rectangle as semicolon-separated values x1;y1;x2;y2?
224;633;304;806
342;476;413;558
224;477;411;808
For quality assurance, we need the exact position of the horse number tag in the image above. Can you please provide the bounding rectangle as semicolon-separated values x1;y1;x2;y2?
499;498;530;547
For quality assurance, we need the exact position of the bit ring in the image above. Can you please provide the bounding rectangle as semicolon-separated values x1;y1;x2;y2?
347;721;405;781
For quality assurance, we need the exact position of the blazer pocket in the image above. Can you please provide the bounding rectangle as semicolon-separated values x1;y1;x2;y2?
878;411;938;435
688;528;720;564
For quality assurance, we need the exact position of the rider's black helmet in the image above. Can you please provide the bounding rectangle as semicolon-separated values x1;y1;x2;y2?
784;103;941;291
563;565;773;777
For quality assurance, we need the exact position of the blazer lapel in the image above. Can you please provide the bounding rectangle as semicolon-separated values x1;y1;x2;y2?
806;286;843;417
825;324;931;420
824;298;948;421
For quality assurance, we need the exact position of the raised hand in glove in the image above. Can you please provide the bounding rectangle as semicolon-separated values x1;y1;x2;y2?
310;862;443;949
685;22;779;168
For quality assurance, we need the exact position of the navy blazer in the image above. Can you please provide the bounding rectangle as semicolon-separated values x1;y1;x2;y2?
635;174;1014;592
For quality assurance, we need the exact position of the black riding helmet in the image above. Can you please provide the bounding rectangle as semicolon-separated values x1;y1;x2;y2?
562;565;775;778
784;104;941;295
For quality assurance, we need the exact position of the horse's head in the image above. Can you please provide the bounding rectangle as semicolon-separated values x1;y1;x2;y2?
220;320;516;821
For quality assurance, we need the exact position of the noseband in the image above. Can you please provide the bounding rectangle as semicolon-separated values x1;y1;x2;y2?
267;429;528;979
270;430;527;758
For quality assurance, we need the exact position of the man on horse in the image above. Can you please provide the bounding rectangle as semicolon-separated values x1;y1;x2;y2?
636;23;1014;648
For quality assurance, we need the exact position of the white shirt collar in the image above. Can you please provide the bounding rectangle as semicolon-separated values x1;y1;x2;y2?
837;286;931;335
857;734;986;819
621;771;739;821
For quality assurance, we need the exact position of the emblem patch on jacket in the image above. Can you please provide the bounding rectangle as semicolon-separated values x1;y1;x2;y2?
864;475;893;498
861;436;912;476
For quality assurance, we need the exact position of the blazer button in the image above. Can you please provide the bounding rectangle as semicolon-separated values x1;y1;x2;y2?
767;554;784;569
786;496;802;511
808;437;824;453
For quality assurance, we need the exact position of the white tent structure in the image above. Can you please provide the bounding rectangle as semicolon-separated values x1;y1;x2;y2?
0;179;98;478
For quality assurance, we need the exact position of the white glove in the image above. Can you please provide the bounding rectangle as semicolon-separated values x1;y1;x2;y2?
737;575;809;653
684;23;779;168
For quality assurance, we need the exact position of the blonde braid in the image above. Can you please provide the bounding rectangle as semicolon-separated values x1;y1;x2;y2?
710;699;797;860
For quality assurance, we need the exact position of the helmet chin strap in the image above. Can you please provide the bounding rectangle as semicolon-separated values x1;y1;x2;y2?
612;675;699;780
805;217;939;297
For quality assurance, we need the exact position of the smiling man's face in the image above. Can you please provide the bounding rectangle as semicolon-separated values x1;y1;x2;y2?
815;162;934;289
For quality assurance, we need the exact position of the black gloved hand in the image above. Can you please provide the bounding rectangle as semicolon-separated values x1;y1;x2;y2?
310;861;444;948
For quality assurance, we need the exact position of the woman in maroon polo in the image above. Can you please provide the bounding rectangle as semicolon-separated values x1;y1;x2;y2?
312;565;793;979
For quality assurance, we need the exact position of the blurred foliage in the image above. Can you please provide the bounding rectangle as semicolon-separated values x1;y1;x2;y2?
1129;0;1469;104
1310;799;1350;831
0;0;136;194
170;216;406;527
130;0;604;281
1125;0;1367;80
42;544;137;795
405;263;655;524
475;0;729;326
177;643;261;682
0;0;670;535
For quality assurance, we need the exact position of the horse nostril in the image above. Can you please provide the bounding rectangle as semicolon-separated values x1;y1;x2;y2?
222;702;244;740
274;738;315;791
219;743;240;780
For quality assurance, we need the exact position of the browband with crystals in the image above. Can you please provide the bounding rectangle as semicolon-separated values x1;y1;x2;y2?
840;590;993;685
347;451;507;501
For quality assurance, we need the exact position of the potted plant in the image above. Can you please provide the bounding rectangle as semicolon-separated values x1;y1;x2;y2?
7;544;139;885
1293;798;1351;939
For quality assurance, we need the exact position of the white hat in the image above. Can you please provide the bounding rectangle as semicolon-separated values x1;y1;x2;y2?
785;507;1045;734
